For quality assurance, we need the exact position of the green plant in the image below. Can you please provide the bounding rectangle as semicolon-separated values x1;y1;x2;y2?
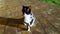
42;0;60;8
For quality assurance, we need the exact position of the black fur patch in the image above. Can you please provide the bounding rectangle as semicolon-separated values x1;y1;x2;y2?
30;19;33;25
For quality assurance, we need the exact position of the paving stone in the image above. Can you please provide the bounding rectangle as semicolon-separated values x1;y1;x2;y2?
0;0;60;34
4;26;17;34
18;24;27;31
17;32;21;34
0;30;4;34
21;31;30;34
0;24;5;34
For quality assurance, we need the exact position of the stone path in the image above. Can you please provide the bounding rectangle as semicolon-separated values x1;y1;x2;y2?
0;0;60;34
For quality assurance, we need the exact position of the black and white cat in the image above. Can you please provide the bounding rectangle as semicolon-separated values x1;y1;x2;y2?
22;6;35;31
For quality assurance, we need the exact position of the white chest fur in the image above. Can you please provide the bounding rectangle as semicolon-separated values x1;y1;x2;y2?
24;14;32;23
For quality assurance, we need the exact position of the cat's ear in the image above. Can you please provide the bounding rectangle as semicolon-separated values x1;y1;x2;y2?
29;5;31;7
23;6;24;7
29;5;31;9
22;5;25;7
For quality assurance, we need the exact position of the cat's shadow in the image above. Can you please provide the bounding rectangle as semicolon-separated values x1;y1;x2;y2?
0;17;27;30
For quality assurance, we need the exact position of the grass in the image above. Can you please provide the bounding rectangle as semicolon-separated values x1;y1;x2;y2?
41;0;60;8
